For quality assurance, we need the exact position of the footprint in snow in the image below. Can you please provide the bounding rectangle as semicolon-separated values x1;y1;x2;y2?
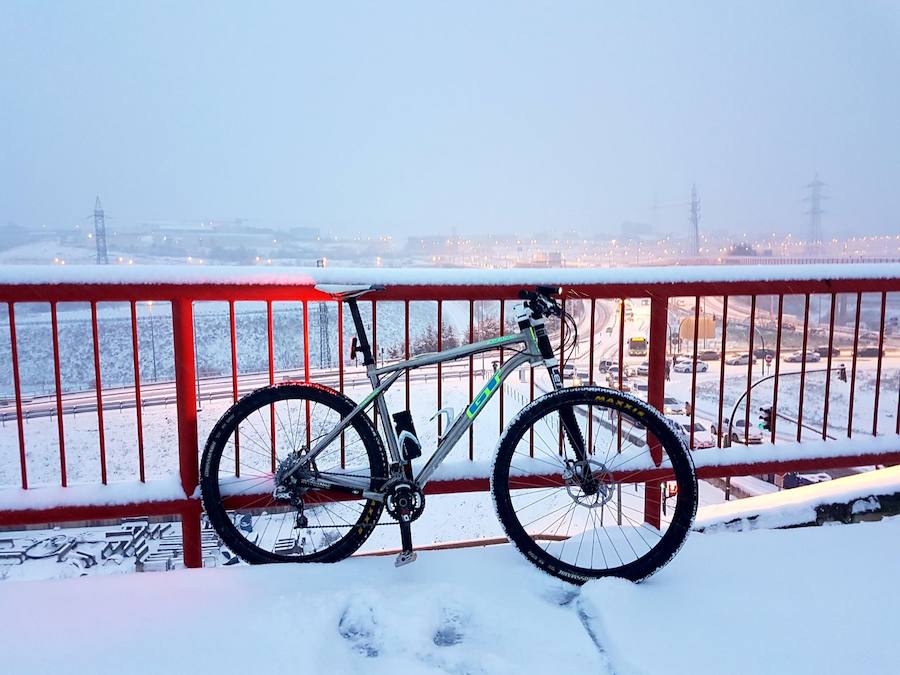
338;602;380;657
433;606;467;647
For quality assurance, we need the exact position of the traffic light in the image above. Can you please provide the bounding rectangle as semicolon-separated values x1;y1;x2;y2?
837;363;847;382
759;406;773;431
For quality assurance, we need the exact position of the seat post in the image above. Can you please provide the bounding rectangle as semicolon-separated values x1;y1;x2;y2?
346;298;375;366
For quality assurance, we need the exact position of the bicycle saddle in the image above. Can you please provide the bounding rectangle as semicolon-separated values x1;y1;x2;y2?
314;284;386;299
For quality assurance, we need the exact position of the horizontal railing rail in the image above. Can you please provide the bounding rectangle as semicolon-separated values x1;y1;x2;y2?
1;263;898;568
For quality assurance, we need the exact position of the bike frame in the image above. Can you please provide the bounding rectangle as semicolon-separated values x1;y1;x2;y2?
288;302;562;500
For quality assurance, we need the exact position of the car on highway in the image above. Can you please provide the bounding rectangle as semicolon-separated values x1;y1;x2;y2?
607;364;636;379
857;346;884;358
597;359;616;373
636;360;650;376
670;415;716;449
784;472;833;488
673;360;708;373
815;345;841;357
698;350;721;361
753;347;776;359
663;396;686;415
725;353;757;366
607;373;633;392
785;350;821;363
714;418;763;444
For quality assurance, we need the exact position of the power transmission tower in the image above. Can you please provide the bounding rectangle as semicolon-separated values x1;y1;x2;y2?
803;174;826;255
93;196;109;264
689;184;700;257
316;258;332;368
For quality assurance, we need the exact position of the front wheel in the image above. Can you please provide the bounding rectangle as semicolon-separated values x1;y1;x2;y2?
491;386;696;584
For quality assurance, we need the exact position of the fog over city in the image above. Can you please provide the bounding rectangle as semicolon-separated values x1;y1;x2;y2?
1;1;899;261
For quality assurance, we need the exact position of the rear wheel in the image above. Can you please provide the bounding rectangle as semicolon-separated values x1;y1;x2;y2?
491;386;696;584
200;384;388;564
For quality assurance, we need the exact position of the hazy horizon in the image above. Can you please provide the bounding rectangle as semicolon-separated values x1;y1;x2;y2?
2;1;899;240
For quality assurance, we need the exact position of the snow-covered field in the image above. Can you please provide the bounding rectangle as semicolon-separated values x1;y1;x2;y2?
1;515;897;674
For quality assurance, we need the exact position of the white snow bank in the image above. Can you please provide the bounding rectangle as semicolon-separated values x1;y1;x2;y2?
580;516;900;675
695;465;900;531
0;546;607;675
1;261;898;287
0;477;187;512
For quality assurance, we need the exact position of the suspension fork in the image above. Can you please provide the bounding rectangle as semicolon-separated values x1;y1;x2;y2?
534;321;590;465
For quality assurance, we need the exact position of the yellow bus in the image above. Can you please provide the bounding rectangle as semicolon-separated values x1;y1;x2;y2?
628;336;648;356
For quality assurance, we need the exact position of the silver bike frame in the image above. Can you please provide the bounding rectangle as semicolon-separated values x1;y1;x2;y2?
289;312;561;499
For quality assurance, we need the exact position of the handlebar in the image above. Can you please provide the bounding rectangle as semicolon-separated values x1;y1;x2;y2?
518;286;563;318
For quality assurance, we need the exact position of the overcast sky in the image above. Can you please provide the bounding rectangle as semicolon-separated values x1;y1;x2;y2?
1;1;898;239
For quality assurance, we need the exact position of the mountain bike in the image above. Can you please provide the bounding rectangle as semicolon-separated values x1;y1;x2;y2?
200;285;697;583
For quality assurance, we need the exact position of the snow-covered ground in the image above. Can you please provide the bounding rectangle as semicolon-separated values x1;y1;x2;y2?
1;516;897;674
580;517;900;675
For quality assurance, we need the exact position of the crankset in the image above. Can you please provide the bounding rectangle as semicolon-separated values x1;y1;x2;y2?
382;478;425;567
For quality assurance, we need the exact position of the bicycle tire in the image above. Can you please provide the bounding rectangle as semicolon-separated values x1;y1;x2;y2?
491;386;696;584
201;383;388;564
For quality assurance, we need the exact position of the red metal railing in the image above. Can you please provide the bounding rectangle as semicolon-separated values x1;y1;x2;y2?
1;266;899;568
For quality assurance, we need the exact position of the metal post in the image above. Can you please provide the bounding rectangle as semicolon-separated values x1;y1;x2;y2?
644;294;668;528
172;298;201;568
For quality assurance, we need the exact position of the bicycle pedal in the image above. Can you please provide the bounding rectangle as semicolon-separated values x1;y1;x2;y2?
394;550;417;567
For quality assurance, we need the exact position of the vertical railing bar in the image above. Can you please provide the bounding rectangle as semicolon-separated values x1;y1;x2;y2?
587;298;596;455
617;298;625;452
303;300;311;449
468;300;474;461
822;293;837;439
797;294;810;442
404;300;410;410
771;295;784;444
371;300;378;430
644;294;668;529
437;300;443;438
172;298;201;568
90;301;108;485
847;292;861;438
228;300;240;477
689;296;700;450
51;301;69;486
499;300;505;436
128;301;145;483
716;296;729;448
338;300;345;467
744;296;756;446
8;303;28;490
558;297;566;455
267;300;276;472
872;291;887;436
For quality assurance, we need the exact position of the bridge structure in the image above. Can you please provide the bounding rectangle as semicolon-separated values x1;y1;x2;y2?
0;263;898;568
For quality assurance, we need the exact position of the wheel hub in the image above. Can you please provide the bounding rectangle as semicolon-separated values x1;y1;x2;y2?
562;459;614;508
273;450;311;501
